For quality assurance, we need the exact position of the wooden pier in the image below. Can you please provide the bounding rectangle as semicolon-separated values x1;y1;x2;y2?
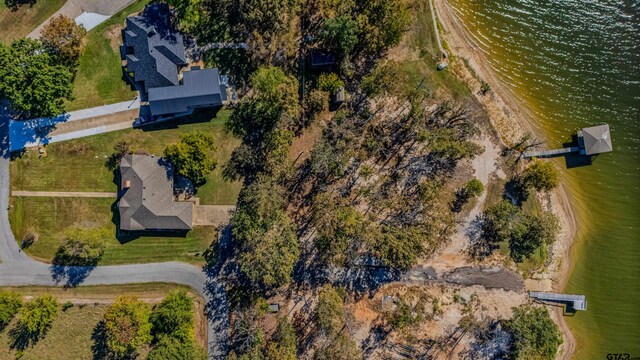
529;291;587;311
523;146;579;158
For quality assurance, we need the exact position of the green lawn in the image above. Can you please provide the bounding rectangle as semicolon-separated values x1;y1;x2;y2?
10;110;240;265
11;110;241;204
0;0;66;43
66;0;150;110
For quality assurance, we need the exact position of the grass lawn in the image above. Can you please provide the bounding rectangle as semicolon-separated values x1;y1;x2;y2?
3;283;197;299
10;110;240;265
66;0;150;111
11;110;241;204
0;286;205;360
0;0;66;43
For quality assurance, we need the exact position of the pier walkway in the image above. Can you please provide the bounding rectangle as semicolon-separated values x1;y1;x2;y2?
523;147;579;158
529;291;587;311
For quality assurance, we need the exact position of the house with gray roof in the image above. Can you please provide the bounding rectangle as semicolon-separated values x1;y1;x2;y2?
121;3;226;124
119;154;193;231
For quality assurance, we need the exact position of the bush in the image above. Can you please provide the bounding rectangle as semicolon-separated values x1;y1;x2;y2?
305;90;329;120
521;160;559;192
504;305;562;360
53;227;108;266
150;290;194;342
16;295;59;339
464;178;484;198
21;232;37;249
103;295;152;357
62;301;73;311
147;335;206;360
317;73;345;95
0;290;22;329
315;284;344;336
164;131;217;187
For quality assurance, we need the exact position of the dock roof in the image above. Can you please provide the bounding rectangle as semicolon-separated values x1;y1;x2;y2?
582;124;612;155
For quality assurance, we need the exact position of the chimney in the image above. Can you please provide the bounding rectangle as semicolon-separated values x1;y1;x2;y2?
124;180;131;189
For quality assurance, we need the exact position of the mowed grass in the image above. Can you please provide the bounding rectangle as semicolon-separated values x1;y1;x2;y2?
0;304;107;360
9;196;216;265
10;111;240;265
0;286;205;360
0;0;66;43
11;110;241;204
67;0;150;110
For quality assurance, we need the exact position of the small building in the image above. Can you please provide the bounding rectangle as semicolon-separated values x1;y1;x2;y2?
121;3;225;124
119;154;193;231
309;49;336;69
578;124;613;155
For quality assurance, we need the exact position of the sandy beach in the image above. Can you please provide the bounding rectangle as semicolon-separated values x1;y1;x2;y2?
432;0;579;358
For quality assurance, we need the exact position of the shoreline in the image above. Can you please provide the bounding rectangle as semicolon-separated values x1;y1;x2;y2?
432;0;578;358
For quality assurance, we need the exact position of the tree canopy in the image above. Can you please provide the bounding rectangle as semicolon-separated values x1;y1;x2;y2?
521;160;559;192
16;294;59;339
504;305;562;360
147;335;207;360
0;39;74;118
164;130;217;187
265;317;297;360
103;295;152;357
315;284;345;337
150;290;194;342
40;14;87;70
53;227;108;266
0;290;22;329
232;178;299;289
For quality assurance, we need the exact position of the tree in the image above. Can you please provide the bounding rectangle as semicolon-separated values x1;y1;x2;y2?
317;73;345;95
232;178;299;288
151;290;194;342
369;225;426;270
314;332;361;360
103;295;152;357
504;305;562;360
147;335;207;360
4;0;36;11
357;0;411;56
521;160;559;192
509;212;559;262
53;227;107;266
265;317;297;360
464;178;484;198
315;284;344;337
320;15;359;59
16;294;59;339
0;290;22;329
40;14;87;70
164;131;217;187
0;39;74;118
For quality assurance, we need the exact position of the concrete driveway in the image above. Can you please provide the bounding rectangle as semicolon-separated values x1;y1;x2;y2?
28;0;139;37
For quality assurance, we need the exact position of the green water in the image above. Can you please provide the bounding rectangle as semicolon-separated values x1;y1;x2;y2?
447;1;640;358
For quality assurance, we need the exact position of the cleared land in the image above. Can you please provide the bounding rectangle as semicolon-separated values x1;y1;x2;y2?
0;285;205;359
0;0;66;43
67;0;150;110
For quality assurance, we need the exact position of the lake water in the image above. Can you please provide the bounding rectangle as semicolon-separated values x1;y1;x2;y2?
447;0;640;358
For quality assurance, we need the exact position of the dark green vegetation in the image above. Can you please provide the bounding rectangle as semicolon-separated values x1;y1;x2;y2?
504;305;562;360
0;0;65;43
0;39;74;118
52;227;109;266
11;295;59;350
10;113;240;265
103;295;152;357
521;160;559;192
0;291;22;330
164;131;218;187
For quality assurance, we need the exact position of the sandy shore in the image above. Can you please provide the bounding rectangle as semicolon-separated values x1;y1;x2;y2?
432;0;578;358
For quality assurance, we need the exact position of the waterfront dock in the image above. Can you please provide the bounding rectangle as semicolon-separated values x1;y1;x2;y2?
529;291;587;311
523;124;612;159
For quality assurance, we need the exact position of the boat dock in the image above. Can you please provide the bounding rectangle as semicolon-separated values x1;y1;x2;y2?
523;146;579;158
529;291;587;311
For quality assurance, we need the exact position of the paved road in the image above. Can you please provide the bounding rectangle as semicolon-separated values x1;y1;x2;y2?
12;191;117;198
0;121;228;359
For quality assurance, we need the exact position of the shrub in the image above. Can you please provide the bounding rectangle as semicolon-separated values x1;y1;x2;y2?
103;295;152;357
16;295;59;339
521;160;559;192
150;290;194;342
317;73;345;95
0;290;22;328
504;305;562;360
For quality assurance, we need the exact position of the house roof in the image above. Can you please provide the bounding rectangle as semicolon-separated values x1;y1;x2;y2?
582;124;612;155
148;68;226;116
123;4;187;89
119;154;193;231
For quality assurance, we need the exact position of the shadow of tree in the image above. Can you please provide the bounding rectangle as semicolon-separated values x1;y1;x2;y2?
5;0;36;11
49;265;96;288
9;322;44;352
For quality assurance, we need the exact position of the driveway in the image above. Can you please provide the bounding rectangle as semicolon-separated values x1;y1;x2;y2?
0;120;228;359
28;0;139;37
